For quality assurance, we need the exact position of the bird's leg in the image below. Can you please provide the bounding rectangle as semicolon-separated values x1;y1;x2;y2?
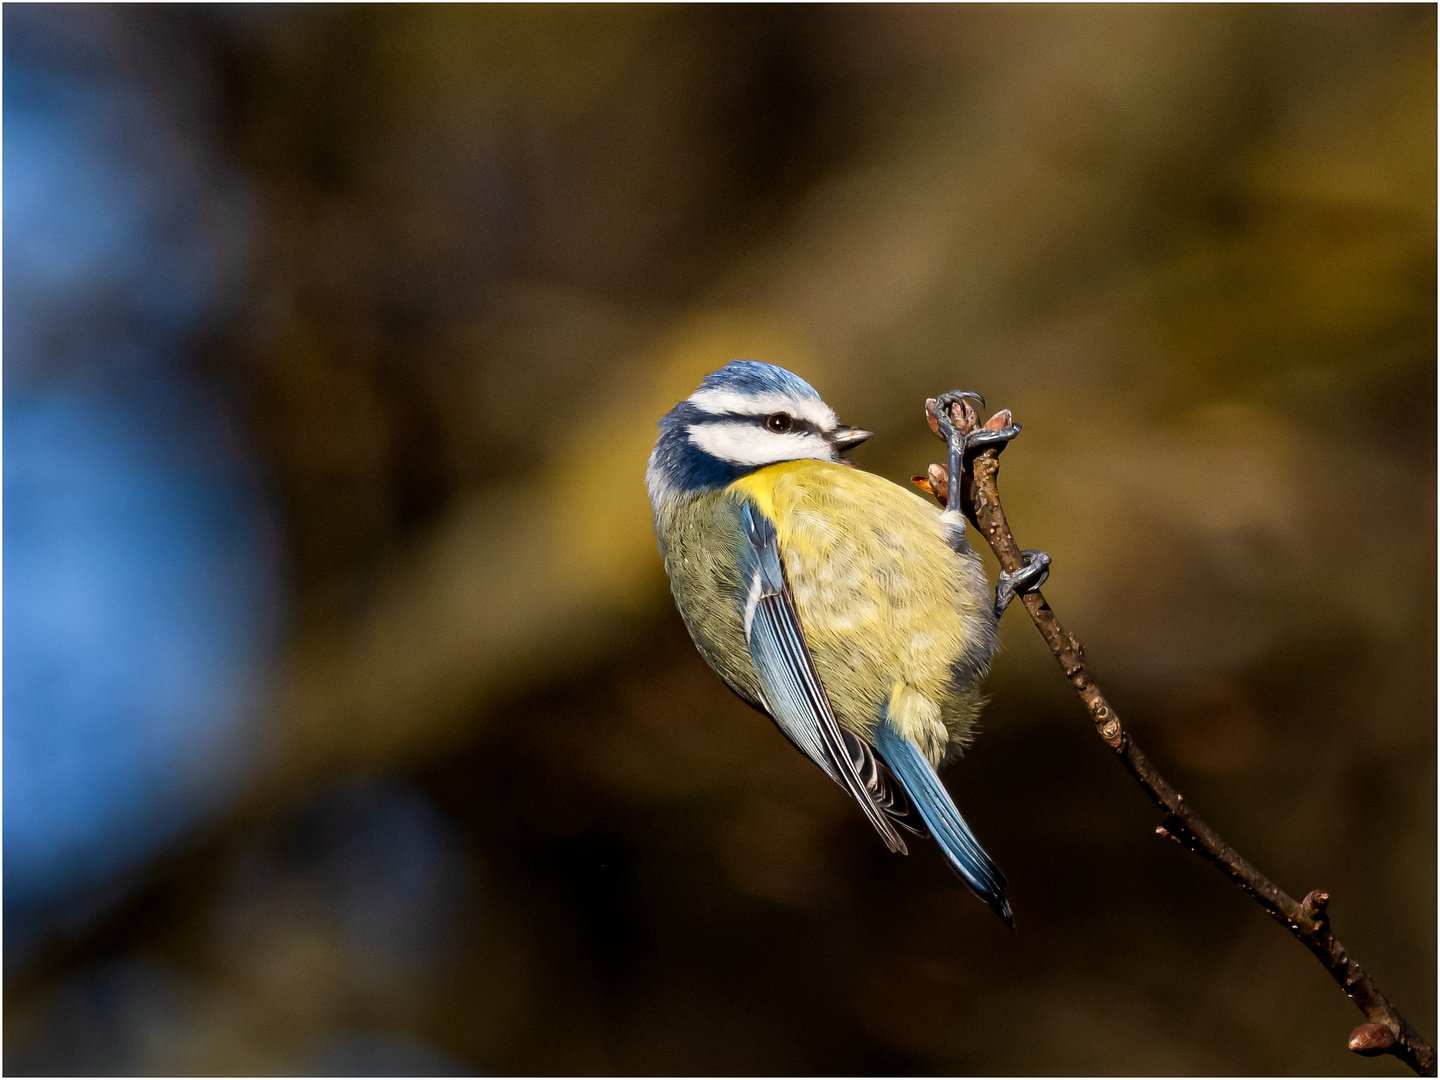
994;550;1050;617
928;392;1048;618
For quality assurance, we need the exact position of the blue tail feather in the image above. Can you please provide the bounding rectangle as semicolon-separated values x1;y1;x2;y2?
873;724;1014;930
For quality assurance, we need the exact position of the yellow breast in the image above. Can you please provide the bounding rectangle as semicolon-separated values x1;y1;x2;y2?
727;459;995;761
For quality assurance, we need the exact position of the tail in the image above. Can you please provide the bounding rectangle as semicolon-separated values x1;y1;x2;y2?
873;723;1014;930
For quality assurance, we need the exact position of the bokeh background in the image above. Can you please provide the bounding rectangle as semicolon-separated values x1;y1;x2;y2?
4;4;1434;1075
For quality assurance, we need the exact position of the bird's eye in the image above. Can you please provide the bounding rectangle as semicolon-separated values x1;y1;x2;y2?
766;412;793;434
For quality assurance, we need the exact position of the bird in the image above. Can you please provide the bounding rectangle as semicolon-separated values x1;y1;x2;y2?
645;360;1049;928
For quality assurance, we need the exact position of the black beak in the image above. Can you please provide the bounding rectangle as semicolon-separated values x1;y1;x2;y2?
831;425;872;450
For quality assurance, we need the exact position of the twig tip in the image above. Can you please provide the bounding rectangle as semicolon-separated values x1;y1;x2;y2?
1155;822;1184;846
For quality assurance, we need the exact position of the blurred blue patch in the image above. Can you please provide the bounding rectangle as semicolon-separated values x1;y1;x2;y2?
3;392;277;924
3;6;278;956
3;7;249;384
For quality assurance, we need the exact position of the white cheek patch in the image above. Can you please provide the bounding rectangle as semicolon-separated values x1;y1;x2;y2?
687;421;834;466
687;388;837;431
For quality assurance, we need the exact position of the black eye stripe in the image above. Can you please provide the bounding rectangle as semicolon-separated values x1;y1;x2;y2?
686;411;825;435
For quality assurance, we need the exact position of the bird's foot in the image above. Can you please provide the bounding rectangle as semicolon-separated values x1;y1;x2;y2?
929;391;1021;516
995;549;1050;617
931;390;1022;448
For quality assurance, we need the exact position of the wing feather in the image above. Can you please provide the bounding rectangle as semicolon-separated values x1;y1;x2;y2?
839;729;929;838
740;502;908;854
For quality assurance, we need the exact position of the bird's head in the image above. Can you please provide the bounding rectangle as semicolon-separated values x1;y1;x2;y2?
647;360;871;506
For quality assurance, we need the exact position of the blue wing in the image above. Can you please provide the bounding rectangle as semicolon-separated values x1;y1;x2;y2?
873;722;1014;928
739;502;908;855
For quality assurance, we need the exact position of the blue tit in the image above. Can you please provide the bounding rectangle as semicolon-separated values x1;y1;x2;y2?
647;359;1037;928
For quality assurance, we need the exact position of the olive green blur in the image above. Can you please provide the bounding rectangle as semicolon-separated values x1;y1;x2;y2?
7;5;1434;1075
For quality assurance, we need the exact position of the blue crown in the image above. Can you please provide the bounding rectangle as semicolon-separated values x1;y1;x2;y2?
698;360;822;402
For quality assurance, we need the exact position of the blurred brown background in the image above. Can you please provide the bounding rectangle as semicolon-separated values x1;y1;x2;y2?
4;4;1434;1075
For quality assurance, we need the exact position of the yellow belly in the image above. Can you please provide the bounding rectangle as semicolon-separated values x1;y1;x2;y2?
728;459;995;761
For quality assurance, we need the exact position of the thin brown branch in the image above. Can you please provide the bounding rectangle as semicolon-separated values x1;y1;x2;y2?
916;397;1435;1077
